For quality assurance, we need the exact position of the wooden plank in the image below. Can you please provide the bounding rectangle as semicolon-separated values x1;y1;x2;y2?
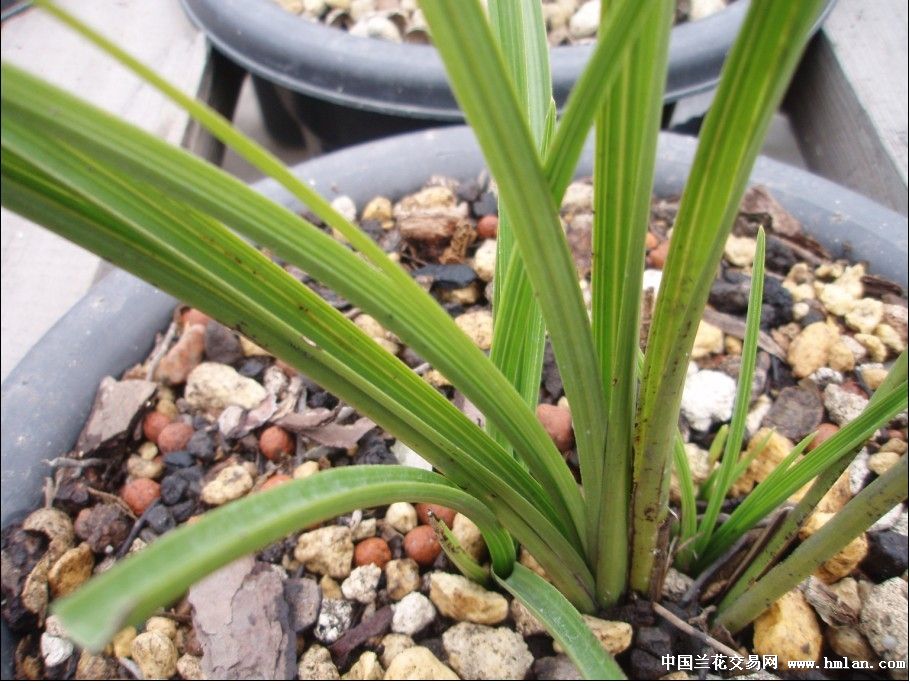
784;0;908;215
1;0;211;380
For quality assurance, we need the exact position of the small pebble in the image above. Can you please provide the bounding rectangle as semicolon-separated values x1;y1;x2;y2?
200;464;254;506
181;308;210;328
391;591;437;635
476;214;498;239
536;403;574;452
415;503;456;528
403;524;441;566
354;537;392;568
298;644;340;680
157;422;194;454
385;558;421;600
314;598;354;643
341;563;382;603
121;478;160;515
260;473;293;491
143;411;172;443
295;525;354;578
293;461;321;479
428;572;508;624
131;630;178;680
385;502;418;533
259;425;295;461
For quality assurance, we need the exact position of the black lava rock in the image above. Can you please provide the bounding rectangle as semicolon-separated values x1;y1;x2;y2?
762;385;824;442
163;450;195;470
862;530;909;581
238;357;267;379
170;500;197;524
472;191;498;217
761;277;793;329
145;503;175;534
204;321;243;365
629;648;666;680
765;236;798;274
160;473;188;505
187;430;215;461
354;432;397;466
412;263;478;290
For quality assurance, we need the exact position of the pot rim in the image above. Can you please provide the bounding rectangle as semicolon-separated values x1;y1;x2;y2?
179;0;834;118
0;126;904;674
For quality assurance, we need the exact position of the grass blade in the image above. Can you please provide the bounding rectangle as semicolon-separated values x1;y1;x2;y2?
630;0;828;594
496;564;627;680
53;466;511;650
691;229;767;560
2;58;585;547
715;454;908;634
419;0;607;552
591;0;674;604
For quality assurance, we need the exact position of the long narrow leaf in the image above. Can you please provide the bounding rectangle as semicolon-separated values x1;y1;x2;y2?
496;564;627;680
691;229;767;560
715;454;909;634
590;0;674;603
21;4;587;547
419;0;608;563
630;0;828;594
1;58;585;547
53;466;511;650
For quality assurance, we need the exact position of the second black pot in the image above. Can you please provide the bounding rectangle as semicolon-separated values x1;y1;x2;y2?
181;0;834;149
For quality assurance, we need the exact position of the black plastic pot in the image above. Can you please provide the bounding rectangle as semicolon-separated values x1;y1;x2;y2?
181;0;834;149
1;128;906;673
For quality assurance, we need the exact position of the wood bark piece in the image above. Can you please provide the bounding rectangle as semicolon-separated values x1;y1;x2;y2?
75;378;156;454
188;556;295;680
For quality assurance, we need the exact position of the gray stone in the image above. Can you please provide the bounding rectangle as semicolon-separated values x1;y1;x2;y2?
185;362;268;412
824;383;869;427
341;563;382;604
860;578;909;679
391;591;436;636
442;622;533;680
680;367;737;432
533;655;582;680
285;577;321;632
315;598;354;644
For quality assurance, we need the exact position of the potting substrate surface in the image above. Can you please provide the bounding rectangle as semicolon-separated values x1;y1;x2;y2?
271;0;732;46
2;174;907;680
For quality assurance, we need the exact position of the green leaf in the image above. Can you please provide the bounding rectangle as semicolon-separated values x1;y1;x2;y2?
715;453;909;634
488;0;550;441
1;57;585;550
672;435;699;554
430;515;492;586
53;466;512;650
2;124;596;609
691;229;767;559
590;0;674;604
419;0;607;563
496;564;627;680
705;376;908;565
18;3;586;549
630;0;828;594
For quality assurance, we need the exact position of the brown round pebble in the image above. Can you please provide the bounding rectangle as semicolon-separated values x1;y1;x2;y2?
536;404;574;452
477;214;498;239
143;411;172;443
645;231;659;251
180;308;210;328
647;240;670;269
121;478;161;515
403;525;441;566
354;537;393;569
415;503;456;528
809;423;839;451
260;473;292;492
157;422;194;454
259;426;295;461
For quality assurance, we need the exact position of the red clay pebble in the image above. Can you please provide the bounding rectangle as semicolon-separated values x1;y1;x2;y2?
259;426;295;461
354;537;393;568
647;240;670;269
157;422;194;454
477;214;498;239
645;231;659;251
810;423;839;451
121;478;161;515
415;503;456;528
260;473;292;492
403;525;441;566
536;404;574;452
143;411;172;443
180;308;211;328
